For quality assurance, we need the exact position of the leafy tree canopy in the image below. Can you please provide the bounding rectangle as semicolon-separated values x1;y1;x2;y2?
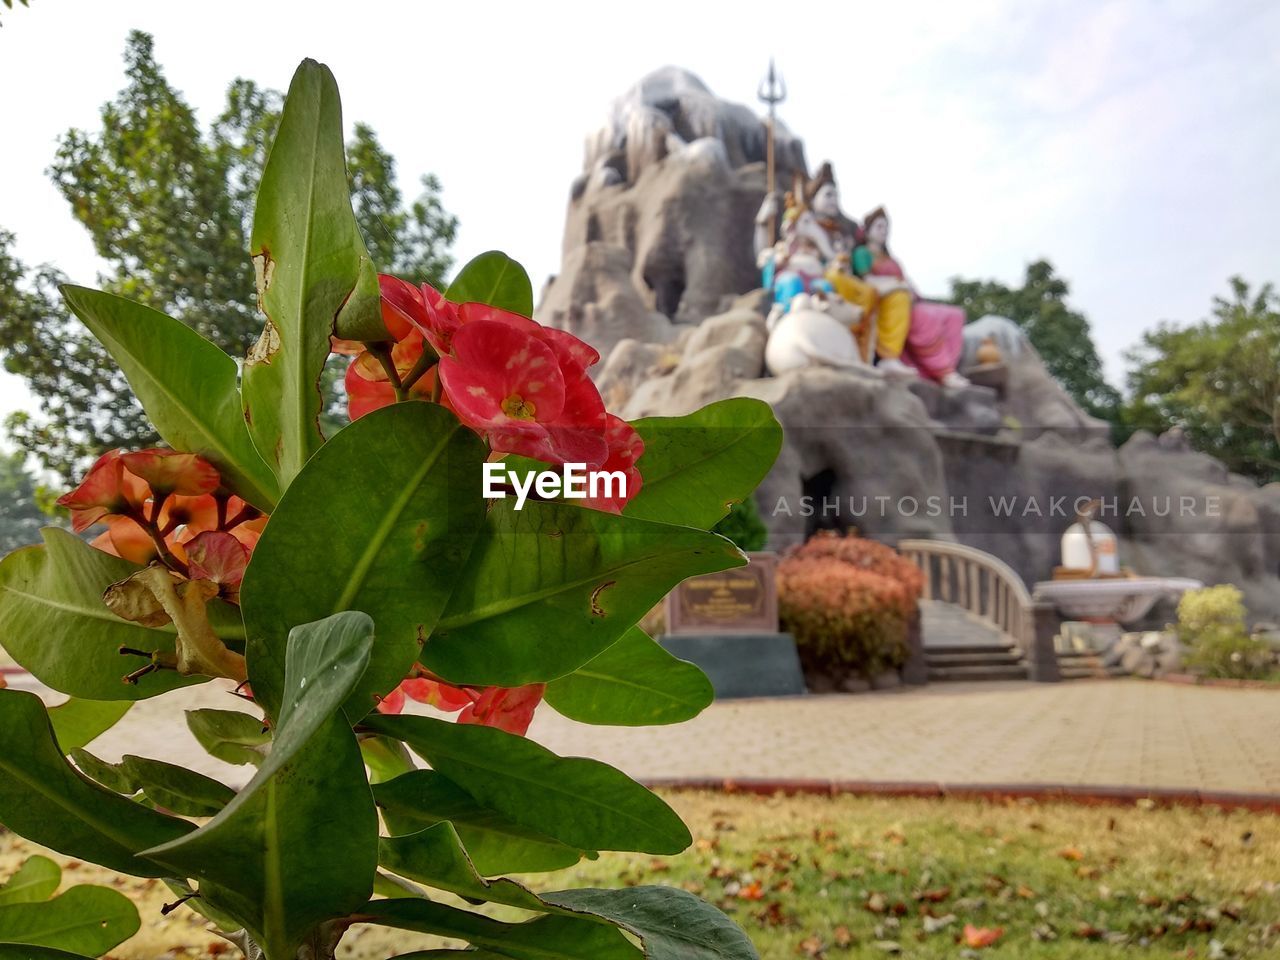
1123;277;1280;484
949;259;1122;425
0;30;457;485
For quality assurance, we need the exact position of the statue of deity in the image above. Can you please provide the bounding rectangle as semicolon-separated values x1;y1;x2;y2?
826;207;970;387
754;163;862;335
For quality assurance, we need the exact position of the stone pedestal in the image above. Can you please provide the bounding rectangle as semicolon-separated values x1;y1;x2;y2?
659;633;806;699
662;552;805;698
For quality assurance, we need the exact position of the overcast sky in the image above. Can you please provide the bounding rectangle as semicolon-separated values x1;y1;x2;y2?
1;0;1277;429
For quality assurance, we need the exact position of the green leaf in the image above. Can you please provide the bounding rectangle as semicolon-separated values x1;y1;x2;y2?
626;399;783;529
380;822;547;912
365;715;690;855
544;887;761;960
0;857;60;906
242;58;378;489
143;612;378;957
424;500;744;686
69;749;136;796
47;699;132;753
186;708;269;766
72;750;234;817
0;886;139;957
444;251;534;316
241;402;486;720
0;690;192;877
356;898;641;960
375;770;584;875
544;627;713;726
361;735;416;785
378;825;760;960
0;529;241;700
59;285;279;510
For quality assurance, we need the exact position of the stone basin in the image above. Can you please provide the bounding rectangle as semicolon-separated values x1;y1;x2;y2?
1032;577;1203;624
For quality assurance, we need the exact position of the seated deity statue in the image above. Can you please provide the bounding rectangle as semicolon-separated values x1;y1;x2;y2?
826;207;970;388
754;164;876;360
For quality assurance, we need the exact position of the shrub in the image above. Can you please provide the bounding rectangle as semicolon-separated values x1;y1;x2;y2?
1179;585;1275;679
712;495;768;552
0;60;780;960
778;532;922;682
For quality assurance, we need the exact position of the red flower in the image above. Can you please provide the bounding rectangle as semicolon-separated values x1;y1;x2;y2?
57;450;149;532
185;530;251;602
120;449;220;496
439;320;608;466
457;684;545;736
345;330;438;421
580;415;644;514
376;670;473;716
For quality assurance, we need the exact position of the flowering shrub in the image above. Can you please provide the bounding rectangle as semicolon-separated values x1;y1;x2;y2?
0;60;781;960
1178;585;1275;680
778;532;922;683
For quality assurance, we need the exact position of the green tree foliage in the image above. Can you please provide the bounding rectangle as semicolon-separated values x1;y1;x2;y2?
949;259;1122;424
0;30;457;486
712;496;768;552
1123;277;1280;484
0;451;55;554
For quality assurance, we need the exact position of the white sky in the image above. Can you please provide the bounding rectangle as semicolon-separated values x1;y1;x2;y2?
1;0;1278;429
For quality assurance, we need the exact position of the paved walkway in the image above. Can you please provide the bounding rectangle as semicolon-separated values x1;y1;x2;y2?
8;670;1280;796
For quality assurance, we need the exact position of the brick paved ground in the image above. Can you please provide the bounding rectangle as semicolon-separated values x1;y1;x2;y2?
8;670;1279;796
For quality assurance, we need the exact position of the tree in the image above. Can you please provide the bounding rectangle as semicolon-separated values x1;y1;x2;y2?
1123;277;1280;484
0;451;58;554
1;30;458;485
949;260;1122;425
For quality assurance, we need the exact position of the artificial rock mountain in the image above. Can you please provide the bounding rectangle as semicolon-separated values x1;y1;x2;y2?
536;67;1280;620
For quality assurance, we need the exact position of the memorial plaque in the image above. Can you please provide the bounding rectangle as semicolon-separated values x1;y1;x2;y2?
666;552;778;635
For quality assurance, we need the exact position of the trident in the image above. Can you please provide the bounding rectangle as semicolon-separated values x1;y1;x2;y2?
757;58;787;242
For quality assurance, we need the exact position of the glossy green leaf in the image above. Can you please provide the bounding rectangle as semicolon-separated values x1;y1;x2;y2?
69;749;136;796
356;898;640;960
186;708;269;766
0;690;192;876
380;822;547;911
424;500;744;686
375;770;584;875
60;285;279;510
444;251;534;316
0;529;241;700
242;58;379;489
143;612;378;957
0;857;59;906
378;824;760;960
241;402;485;720
544;627;713;726
626;399;783;529
544;887;761;960
365;715;690;855
72;750;234;817
0;886;139;957
361;735;416;785
47;698;132;753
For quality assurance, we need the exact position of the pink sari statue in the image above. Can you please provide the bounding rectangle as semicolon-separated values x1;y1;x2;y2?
904;301;966;382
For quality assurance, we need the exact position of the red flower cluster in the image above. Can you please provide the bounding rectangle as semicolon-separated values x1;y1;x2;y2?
341;275;643;513
58;449;264;601
376;669;545;737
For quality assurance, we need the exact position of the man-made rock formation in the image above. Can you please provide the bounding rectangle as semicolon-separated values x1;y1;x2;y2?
541;68;1280;619
538;67;805;354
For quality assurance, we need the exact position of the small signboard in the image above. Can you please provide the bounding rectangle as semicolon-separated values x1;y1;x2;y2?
665;552;779;635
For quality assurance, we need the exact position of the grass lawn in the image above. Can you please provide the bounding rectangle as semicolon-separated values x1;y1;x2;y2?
4;791;1279;958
